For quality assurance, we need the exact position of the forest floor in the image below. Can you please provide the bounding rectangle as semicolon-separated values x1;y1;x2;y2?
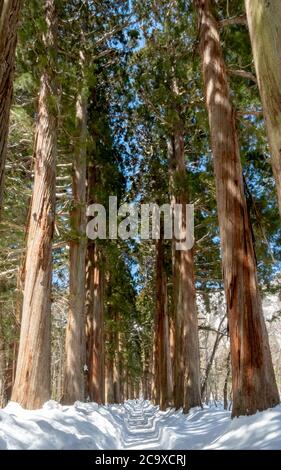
0;399;281;450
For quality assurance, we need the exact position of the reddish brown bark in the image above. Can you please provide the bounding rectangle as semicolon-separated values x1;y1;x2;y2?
0;318;5;406
125;367;129;401
142;343;152;400
223;352;231;411
86;244;105;403
154;236;172;410
119;337;125;402
105;331;114;404
63;79;87;404
169;126;201;412
11;0;58;409
0;0;22;212
151;316;159;404
196;0;279;417
113;311;121;403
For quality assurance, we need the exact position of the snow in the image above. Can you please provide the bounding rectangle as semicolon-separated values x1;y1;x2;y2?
0;399;281;450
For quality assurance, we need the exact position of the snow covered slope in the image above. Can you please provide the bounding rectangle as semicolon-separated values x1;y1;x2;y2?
0;399;280;450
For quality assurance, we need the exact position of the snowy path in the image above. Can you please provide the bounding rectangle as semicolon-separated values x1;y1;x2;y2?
119;400;229;449
1;399;281;450
121;401;175;449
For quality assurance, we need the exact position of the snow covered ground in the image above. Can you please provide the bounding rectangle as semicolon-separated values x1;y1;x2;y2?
0;399;281;450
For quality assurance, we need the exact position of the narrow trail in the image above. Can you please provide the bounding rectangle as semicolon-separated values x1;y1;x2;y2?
121;400;170;449
118;400;227;450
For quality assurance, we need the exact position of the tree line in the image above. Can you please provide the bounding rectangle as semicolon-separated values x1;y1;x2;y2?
0;0;281;418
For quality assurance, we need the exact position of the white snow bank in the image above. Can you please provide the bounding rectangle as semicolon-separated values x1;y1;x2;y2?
0;399;280;450
0;400;123;450
207;404;281;450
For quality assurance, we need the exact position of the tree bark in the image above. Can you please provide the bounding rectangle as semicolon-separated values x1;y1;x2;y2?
169;126;201;412
125;367;129;401
164;301;173;404
113;311;121;403
105;332;114;404
86;244;105;403
196;0;279;417
154;236;170;410
113;353;120;403
135;380;140;399
244;0;281;221
11;0;58;409
223;352;231;410
151;324;159;404
142;345;150;400
0;0;22;212
63;66;87;404
0;318;5;407
119;335;125;402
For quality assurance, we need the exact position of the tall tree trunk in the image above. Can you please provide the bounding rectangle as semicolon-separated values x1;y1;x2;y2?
105;334;114;404
151;325;159;404
196;0;279;417
223;352;231;410
160;273;170;408
0;0;22;212
11;0;58;409
154;237;165;408
113;312;120;403
169;127;201;412
127;375;132;399
119;336;125;402
154;236;171;410
142;345;150;400
164;310;173;404
86;244;105;403
125;367;129;401
113;352;120;403
0;318;5;407
63;65;87;404
245;0;281;220
168;304;175;403
135;380;140;399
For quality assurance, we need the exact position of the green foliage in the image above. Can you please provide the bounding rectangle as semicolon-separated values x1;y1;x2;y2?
1;0;281;402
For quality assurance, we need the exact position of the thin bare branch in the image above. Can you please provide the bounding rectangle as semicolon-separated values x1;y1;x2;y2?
228;68;257;83
219;15;247;28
